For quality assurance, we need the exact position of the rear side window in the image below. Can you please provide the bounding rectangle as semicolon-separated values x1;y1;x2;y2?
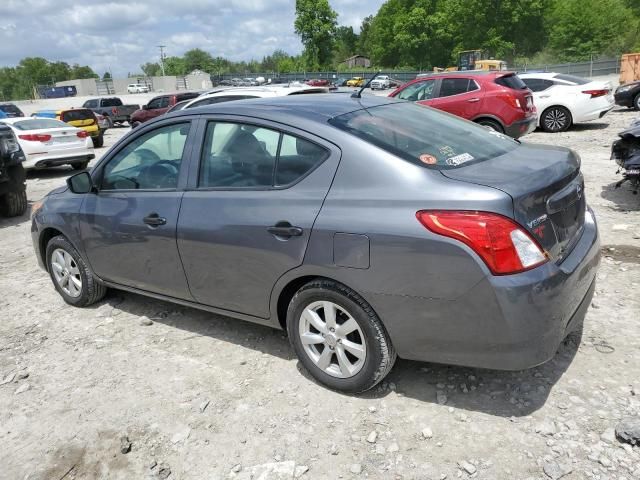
522;78;554;92
13;119;67;130
159;97;170;108
101;98;122;107
199;122;328;188
495;74;527;90
61;109;95;122
329;102;517;170
439;78;474;97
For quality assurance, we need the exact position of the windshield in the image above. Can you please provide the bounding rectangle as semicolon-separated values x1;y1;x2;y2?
329;102;518;170
12;119;68;130
554;74;589;85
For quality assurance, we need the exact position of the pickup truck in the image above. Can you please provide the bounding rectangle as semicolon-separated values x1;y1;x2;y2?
130;92;200;127
370;75;391;90
82;97;140;127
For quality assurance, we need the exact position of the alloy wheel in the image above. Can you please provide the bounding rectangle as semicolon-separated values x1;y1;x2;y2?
50;248;82;298
544;108;568;132
298;301;367;379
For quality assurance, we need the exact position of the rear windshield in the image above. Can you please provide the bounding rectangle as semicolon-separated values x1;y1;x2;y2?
329;102;518;170
100;98;122;107
495;74;528;90
12;119;68;130
61;109;95;122
0;104;22;114
554;74;589;85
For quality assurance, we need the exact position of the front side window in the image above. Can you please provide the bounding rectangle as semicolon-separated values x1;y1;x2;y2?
397;80;435;101
329;102;517;170
199;122;328;188
147;98;163;109
101;123;190;190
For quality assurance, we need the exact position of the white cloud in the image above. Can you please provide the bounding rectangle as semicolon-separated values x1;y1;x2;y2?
0;0;385;76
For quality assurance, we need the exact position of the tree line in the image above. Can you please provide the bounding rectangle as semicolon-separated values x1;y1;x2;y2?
2;0;639;100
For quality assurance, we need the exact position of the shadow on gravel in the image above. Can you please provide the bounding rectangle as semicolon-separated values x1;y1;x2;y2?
601;180;640;211
568;122;610;131
26;166;76;180
94;290;581;417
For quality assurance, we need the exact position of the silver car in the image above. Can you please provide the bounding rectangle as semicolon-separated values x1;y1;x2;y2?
31;95;600;393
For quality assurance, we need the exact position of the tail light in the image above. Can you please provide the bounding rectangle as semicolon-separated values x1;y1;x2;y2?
582;89;609;98
77;130;89;138
111;107;118;115
416;210;548;275
19;133;52;142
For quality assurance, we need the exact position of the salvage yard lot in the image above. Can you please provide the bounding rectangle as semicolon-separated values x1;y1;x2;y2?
1;102;639;479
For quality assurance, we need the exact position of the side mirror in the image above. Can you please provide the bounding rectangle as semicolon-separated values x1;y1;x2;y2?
67;171;94;194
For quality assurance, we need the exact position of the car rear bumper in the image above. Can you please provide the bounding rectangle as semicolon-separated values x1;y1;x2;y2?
504;115;537;138
372;207;600;370
24;153;94;169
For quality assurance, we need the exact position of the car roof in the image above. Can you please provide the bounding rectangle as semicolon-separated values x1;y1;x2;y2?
518;72;558;79
168;93;400;123
417;70;513;79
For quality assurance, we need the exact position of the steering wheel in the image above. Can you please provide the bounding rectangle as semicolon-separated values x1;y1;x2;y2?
138;161;179;189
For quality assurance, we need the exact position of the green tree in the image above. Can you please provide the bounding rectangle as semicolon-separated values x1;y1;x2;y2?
183;48;214;73
547;0;635;60
141;62;161;77
163;56;187;76
294;0;338;69
102;71;112;80
333;26;359;64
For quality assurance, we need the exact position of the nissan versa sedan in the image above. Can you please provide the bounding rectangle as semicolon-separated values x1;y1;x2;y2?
31;95;600;393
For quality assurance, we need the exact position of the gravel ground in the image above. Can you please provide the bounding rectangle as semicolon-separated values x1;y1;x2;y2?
1;103;639;480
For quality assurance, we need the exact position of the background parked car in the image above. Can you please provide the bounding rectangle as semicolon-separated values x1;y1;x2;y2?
178;85;330;110
0;122;27;217
389;71;536;138
82;97;140;127
306;79;330;87
614;80;640;110
127;83;150;93
0;103;24;118
32;108;104;147
370;75;391;90
130;92;200;127
520;73;614;132
346;77;365;87
0;117;94;170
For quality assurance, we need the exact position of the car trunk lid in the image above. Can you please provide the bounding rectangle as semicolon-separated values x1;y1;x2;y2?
441;143;585;262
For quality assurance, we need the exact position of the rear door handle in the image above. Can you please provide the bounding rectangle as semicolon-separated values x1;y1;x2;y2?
143;213;167;226
268;222;303;238
467;98;480;103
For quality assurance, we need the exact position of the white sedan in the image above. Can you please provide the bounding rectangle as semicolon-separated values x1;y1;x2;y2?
519;73;614;132
179;85;329;110
0;118;94;170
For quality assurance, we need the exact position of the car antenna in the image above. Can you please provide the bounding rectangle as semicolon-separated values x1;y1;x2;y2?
352;71;381;99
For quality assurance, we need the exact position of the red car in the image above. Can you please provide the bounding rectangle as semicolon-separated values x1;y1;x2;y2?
389;71;536;138
306;79;330;87
130;92;200;127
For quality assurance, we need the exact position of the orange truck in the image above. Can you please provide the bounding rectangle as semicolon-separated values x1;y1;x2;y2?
620;53;640;84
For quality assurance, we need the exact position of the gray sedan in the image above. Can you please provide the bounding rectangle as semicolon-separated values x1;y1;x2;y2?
31;94;600;393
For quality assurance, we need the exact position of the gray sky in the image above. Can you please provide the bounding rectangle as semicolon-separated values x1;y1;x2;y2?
0;0;385;76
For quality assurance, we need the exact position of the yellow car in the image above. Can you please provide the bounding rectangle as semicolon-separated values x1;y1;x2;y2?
32;108;103;147
346;77;365;87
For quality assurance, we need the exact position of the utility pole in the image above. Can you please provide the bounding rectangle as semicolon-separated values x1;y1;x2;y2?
158;45;166;76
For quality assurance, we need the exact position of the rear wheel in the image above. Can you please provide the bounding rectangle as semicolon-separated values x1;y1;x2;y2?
634;93;640;111
45;235;107;307
541;106;572;132
287;279;396;393
476;118;504;133
92;135;104;148
72;161;89;171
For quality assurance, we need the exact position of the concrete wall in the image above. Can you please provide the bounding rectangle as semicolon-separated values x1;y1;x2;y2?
186;73;213;91
55;78;100;96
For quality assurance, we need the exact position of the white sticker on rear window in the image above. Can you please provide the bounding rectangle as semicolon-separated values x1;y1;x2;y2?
445;153;474;166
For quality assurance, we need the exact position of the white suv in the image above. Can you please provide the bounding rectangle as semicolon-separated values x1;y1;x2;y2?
127;84;150;94
370;75;391;90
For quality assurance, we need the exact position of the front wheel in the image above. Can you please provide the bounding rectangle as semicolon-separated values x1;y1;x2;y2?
541;106;572;132
45;235;107;307
92;135;104;148
72;161;89;171
287;280;396;393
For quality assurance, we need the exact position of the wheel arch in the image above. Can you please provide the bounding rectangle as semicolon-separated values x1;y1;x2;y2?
471;114;505;129
39;227;66;271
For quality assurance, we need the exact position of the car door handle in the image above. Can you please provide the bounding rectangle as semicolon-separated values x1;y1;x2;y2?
143;213;167;227
467;98;480;103
539;95;550;99
267;222;303;238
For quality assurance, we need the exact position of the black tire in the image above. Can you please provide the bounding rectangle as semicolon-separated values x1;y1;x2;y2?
45;235;107;307
0;189;27;217
72;161;89;171
634;93;640;111
476;118;504;133
287;279;397;393
92;135;104;148
540;106;572;133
